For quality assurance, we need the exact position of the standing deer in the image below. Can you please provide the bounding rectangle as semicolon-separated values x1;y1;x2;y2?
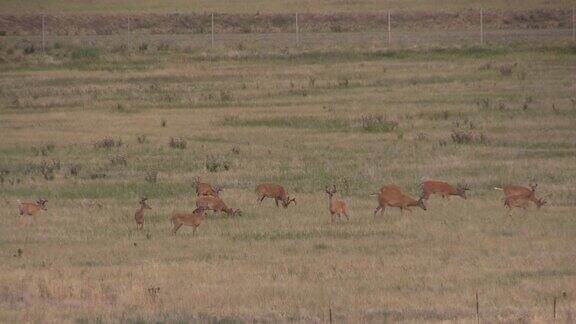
194;177;222;197
170;206;209;236
196;195;241;217
371;185;426;218
494;182;545;209
134;197;152;230
255;183;296;208
325;185;349;223
420;180;470;200
17;198;48;216
504;195;547;216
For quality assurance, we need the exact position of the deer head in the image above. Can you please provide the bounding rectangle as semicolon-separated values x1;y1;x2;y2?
36;198;48;210
283;196;296;208
325;185;337;198
529;182;538;192
417;195;427;210
456;183;471;199
213;185;223;194
139;197;152;210
536;198;547;209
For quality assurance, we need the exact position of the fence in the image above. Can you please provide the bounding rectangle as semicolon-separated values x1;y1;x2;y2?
0;8;574;53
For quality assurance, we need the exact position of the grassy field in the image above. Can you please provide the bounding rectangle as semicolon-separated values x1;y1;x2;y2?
0;40;576;322
1;0;574;14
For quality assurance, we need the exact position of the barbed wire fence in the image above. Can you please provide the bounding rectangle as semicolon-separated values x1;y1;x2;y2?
0;8;575;53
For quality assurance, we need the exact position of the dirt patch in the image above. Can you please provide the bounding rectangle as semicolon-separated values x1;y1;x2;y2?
0;9;571;36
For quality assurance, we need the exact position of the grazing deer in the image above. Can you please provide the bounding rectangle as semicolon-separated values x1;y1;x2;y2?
504;194;547;216
170;206;209;236
494;182;544;208
325;185;349;222
194;177;222;197
196;195;241;217
421;180;470;200
371;185;426;218
134;197;152;230
17;199;48;216
255;183;296;208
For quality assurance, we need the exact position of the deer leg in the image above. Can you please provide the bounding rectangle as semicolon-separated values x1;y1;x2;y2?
172;223;182;235
192;226;197;236
344;211;350;221
373;206;381;219
274;199;279;208
258;195;265;205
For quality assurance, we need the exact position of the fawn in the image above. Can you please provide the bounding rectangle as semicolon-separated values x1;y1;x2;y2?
134;197;151;230
170;206;209;236
325;185;349;222
17;199;48;216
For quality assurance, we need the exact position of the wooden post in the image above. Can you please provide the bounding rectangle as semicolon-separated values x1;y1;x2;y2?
387;11;391;46
329;304;333;324
295;13;299;46
127;17;131;50
41;15;46;53
553;296;557;320
211;13;215;48
476;291;480;324
572;7;575;42
480;8;484;45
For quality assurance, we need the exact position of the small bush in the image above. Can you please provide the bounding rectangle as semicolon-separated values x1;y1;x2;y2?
23;44;35;55
137;135;148;144
169;137;186;149
39;159;60;180
157;42;170;51
219;90;233;102
138;43;148;52
499;64;514;76
145;170;158;183
71;48;99;60
450;130;489;145
359;114;398;133
68;164;81;177
160;118;167;127
231;146;240;155
0;31;6;37
89;173;106;179
110;154;128;166
94;137;122;149
205;155;231;173
32;144;55;156
337;77;350;88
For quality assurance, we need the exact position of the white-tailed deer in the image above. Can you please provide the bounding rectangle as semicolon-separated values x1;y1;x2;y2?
421;180;470;200
504;194;547;216
134;197;151;230
194;177;222;197
495;182;545;209
170;206;209;236
325;185;349;222
371;185;426;218
17;198;48;216
255;183;296;208
196;195;241;217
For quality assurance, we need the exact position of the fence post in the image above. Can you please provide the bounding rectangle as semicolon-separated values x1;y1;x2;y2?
211;13;215;48
41;15;46;53
127;17;131;50
553;296;557;320
572;7;575;42
387;11;391;46
295;13;299;46
476;291;480;324
480;8;484;45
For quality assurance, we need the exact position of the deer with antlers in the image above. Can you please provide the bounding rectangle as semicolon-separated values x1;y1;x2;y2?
196;195;241;217
420;180;470;200
494;182;546;209
134;197;151;230
325;185;349;223
255;183;296;208
194;177;222;197
17;198;48;217
170;206;209;236
371;185;426;218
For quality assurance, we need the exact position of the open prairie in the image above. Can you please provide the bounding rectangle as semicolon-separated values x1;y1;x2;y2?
0;13;576;324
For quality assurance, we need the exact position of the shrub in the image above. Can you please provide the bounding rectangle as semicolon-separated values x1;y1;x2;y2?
94;137;122;149
359;114;398;133
205;155;231;172
160;118;167;127
169;137;186;149
71;48;99;60
145;170;158;183
68;164;81;177
110;154;128;166
137;135;148;144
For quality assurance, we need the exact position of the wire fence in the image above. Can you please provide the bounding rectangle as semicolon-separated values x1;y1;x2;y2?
0;9;574;53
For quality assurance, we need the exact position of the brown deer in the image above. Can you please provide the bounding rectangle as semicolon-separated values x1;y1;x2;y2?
504;194;547;216
170;206;209;236
196;195;241;217
255;183;296;208
17;199;48;216
325;185;349;222
494;182;544;208
371;185;426;218
194;177;222;197
421;180;470;200
134;197;151;230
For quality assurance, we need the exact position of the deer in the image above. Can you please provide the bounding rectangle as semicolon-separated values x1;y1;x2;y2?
196;195;241;217
504;194;547;216
134;197;152;230
494;182;544;209
325;185;349;223
255;183;296;208
170;206;209;236
17;198;48;216
194;177;222;197
371;185;426;218
420;180;470;200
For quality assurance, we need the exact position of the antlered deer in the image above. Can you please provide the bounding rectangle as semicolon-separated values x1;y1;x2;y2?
325;185;349;223
371;185;426;218
494;182;545;209
196;195;241;217
170;206;209;236
504;194;546;216
134;197;151;230
194;177;222;197
421;180;470;200
17;198;48;216
255;183;296;208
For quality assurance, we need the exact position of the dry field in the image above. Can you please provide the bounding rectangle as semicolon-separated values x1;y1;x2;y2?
0;39;575;323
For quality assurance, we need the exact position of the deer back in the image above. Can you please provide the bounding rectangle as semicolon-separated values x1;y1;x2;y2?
257;183;286;199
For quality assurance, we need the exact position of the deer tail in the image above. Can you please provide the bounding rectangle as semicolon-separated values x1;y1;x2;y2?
493;187;504;190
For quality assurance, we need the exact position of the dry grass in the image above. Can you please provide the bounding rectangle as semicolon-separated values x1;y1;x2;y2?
0;43;575;322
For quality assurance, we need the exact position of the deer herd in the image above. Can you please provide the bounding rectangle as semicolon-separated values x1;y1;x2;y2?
16;178;547;236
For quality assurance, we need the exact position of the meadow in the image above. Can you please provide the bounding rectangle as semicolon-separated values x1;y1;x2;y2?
0;30;575;323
